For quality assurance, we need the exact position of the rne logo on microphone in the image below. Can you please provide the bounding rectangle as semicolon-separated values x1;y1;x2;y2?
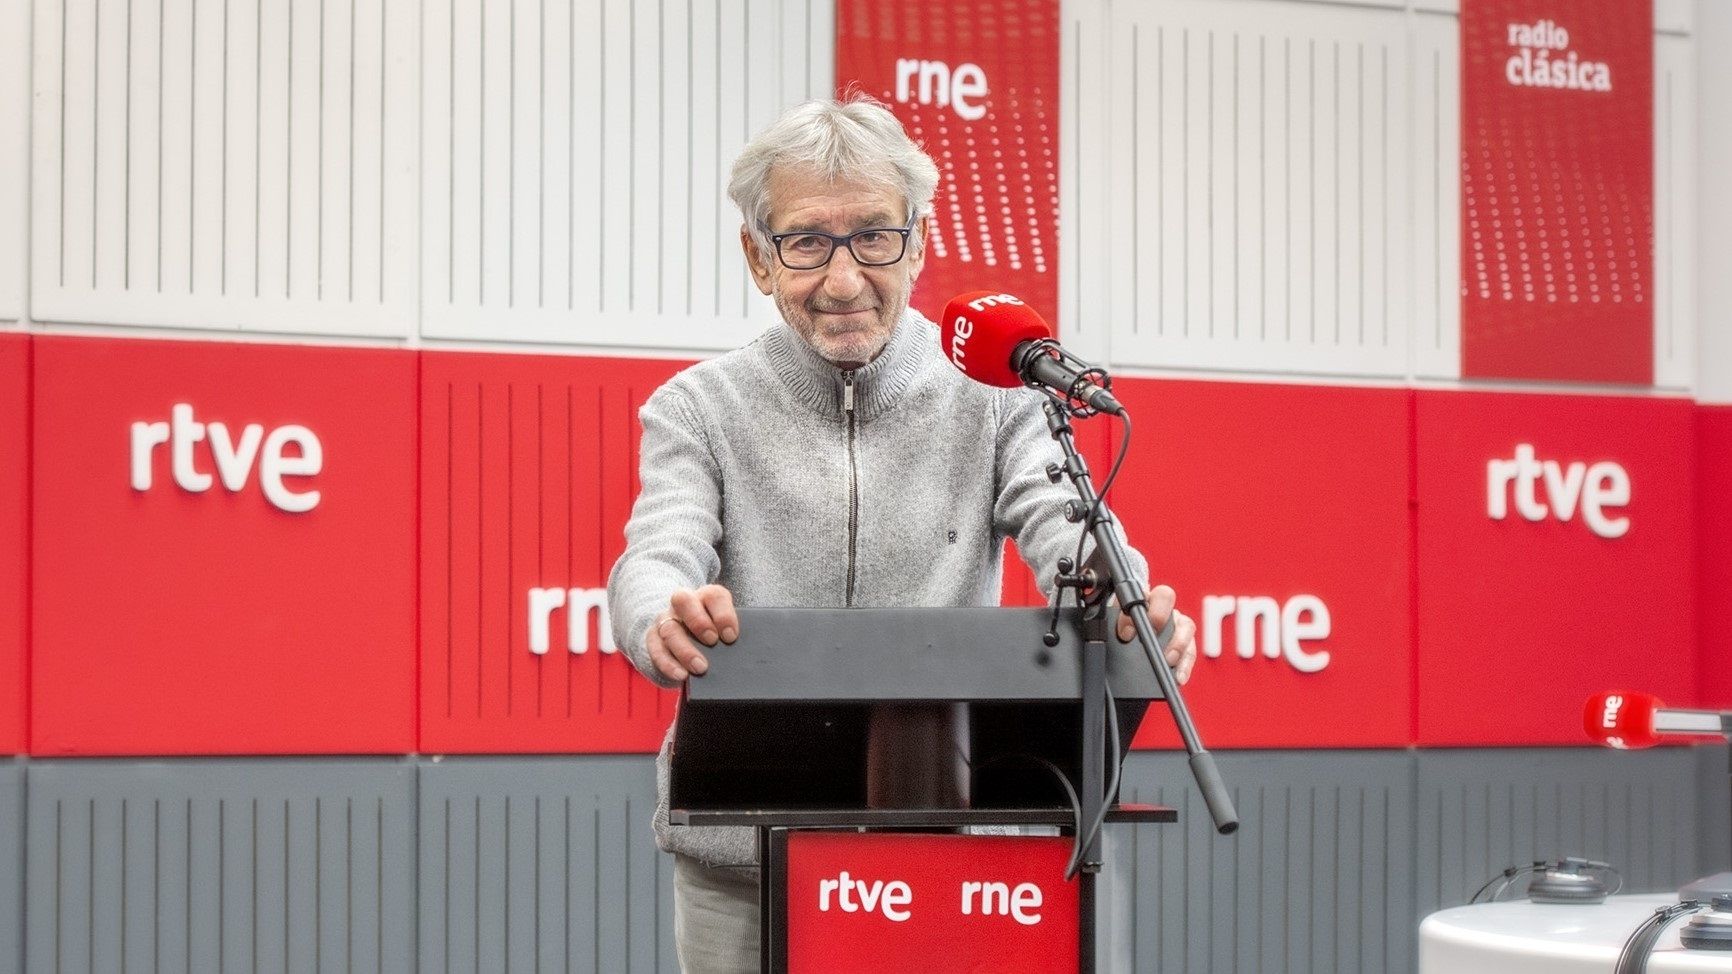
949;315;975;370
966;293;1023;312
1599;693;1624;729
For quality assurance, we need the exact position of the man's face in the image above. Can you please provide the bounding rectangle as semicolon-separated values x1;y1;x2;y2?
742;168;926;368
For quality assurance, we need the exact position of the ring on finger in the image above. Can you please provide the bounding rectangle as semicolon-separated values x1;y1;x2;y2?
656;616;680;638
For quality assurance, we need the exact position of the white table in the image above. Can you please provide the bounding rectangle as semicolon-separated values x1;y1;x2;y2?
1420;895;1732;973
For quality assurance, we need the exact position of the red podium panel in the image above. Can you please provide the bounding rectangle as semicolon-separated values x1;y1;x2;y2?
1699;405;1732;708
418;351;688;753
1106;378;1413;748
31;337;416;755
1415;390;1694;745
0;335;25;753
784;832;1080;973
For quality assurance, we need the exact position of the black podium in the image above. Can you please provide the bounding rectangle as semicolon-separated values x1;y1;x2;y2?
667;606;1177;973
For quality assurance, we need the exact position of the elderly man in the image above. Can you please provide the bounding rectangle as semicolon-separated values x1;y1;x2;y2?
607;96;1197;973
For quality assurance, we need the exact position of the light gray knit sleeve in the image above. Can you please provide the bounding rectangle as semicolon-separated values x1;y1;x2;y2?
606;385;725;689
990;388;1150;597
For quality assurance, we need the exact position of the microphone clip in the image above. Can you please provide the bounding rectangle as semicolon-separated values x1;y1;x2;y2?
1020;339;1115;418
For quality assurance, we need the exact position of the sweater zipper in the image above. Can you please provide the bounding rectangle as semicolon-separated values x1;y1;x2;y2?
843;370;858;607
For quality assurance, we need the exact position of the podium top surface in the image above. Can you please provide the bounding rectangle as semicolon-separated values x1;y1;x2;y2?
683;607;1166;703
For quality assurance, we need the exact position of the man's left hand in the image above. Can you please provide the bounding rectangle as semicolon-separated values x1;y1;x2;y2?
1116;584;1197;684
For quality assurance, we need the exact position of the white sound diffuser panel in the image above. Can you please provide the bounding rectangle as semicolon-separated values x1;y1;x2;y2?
419;0;834;350
1;0;27;325
1089;0;1431;379
30;0;420;337
1654;31;1696;392
1409;9;1461;380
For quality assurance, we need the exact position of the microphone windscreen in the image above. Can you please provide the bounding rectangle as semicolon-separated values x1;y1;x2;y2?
939;291;1054;388
1583;691;1663;749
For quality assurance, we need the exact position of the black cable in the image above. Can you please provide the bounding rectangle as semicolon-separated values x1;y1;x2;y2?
1066;675;1123;880
1064;407;1134;589
972;752;1084;850
1616;902;1705;974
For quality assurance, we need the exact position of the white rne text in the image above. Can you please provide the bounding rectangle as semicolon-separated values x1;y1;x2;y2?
1200;595;1331;673
527;587;617;655
895;58;989;121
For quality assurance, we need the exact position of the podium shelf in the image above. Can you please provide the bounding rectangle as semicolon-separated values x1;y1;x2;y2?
669;803;1177;828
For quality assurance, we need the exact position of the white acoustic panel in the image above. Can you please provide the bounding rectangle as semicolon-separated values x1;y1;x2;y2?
1;0;27;325
31;0;419;336
1409;10;1461;380
1654;33;1696;392
419;0;833;349
1091;0;1422;378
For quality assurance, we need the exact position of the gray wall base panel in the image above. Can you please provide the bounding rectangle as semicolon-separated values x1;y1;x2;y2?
1114;750;1416;974
416;755;673;974
1414;747;1710;923
2;761;21;974
23;759;416;974
1700;745;1731;873
5;748;1725;973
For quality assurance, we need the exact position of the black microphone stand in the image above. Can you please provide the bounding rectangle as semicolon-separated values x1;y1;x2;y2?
1039;397;1240;851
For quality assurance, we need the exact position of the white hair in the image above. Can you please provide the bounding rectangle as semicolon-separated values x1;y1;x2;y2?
728;96;940;254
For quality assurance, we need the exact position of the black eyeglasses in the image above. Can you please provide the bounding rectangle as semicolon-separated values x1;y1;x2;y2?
766;216;917;270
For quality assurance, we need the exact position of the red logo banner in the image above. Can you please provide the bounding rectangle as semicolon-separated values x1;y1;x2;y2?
836;0;1061;328
1460;0;1653;383
784;832;1079;973
0;335;25;753
30;337;417;755
1414;390;1694;744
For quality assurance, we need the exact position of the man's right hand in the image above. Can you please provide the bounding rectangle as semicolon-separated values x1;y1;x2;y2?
646;584;740;682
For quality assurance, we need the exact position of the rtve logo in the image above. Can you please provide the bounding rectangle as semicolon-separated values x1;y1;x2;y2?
895;58;989;121
130;403;323;513
1486;444;1630;539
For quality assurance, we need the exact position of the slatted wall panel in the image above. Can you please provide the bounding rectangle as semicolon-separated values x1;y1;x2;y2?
1414;747;1708;922
419;351;687;753
1118;750;1417;974
0;0;26;325
1;762;21;974
1700;746;1732;873
1061;0;1109;363
417;758;675;974
1654;30;1696;391
1409;7;1462;380
419;0;833;349
1091;0;1417;379
29;0;419;336
22;760;416;974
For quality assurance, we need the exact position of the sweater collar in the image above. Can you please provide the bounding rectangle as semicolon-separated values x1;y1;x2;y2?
760;309;933;421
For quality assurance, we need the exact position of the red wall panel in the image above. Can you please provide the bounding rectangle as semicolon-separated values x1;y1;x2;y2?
1415;391;1694;745
1699;405;1732;708
419;351;689;753
31;337;416;754
0;335;26;753
1106;378;1413;749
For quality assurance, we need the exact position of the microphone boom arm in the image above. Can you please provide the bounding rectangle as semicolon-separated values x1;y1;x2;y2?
1041;398;1240;835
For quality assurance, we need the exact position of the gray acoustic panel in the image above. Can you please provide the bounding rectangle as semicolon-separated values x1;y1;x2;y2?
1415;747;1707;920
1;760;21;974
417;756;673;974
1115;750;1415;974
23;759;415;974
1700;745;1731;873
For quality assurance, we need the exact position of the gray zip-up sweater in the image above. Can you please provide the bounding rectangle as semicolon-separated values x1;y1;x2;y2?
607;309;1146;867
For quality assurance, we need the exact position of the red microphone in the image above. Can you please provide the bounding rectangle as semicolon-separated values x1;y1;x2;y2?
1583;691;1732;749
939;291;1123;415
